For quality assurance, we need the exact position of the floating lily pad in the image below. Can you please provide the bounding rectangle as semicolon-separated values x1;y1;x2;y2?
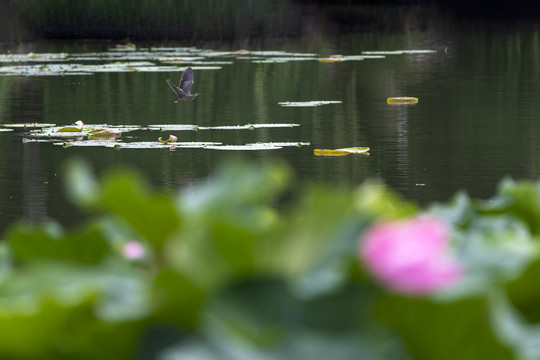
1;123;56;129
387;97;419;104
22;138;59;143
31;131;89;138
115;141;221;149
57;126;83;133
314;147;370;156
0;53;69;63
114;43;137;51
278;101;342;107
59;140;119;148
362;50;437;55
198;123;300;130
252;57;317;64
0;61;221;76
318;55;384;63
205;144;283;151
249;51;318;57
148;123;300;131
147;125;199;131
30;124;141;138
248;141;310;147
88;128;122;140
157;57;206;63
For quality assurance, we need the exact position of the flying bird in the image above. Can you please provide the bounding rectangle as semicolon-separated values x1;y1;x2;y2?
166;67;198;102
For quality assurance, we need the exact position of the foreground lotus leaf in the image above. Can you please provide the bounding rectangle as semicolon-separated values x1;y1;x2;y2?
387;97;419;104
314;147;370;156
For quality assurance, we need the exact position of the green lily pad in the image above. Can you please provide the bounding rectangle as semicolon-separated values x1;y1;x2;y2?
362;49;437;55
205;144;283;151
147;125;198;131
32;131;88;138
1;123;56;129
279;101;342;107
58;140;119;148
115;141;221;149
203;142;308;151
56;126;84;133
147;124;300;131
252;57;317;63
198;123;300;130
249;51;318;57
318;55;385;62
88;129;122;140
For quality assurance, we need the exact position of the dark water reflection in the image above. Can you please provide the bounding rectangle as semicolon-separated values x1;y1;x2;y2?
2;18;540;233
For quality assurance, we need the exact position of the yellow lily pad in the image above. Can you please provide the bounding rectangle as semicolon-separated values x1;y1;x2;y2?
319;58;343;63
387;97;418;104
314;147;370;156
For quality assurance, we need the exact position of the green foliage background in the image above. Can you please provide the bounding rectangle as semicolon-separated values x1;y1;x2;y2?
1;159;540;359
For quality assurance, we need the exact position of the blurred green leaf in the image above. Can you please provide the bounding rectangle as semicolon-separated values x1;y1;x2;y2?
505;258;540;323
0;262;148;360
376;295;515;360
151;269;205;329
180;160;291;214
7;221;110;264
353;181;417;220
64;159;100;208
478;178;540;235
158;280;397;360
98;170;181;250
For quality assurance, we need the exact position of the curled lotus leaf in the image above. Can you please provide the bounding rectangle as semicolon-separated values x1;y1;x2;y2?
158;135;178;143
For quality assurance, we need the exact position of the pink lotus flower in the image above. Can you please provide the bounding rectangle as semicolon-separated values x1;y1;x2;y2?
122;241;145;259
359;216;462;295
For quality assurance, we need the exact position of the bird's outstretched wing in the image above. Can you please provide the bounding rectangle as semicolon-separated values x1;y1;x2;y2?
179;67;194;94
166;79;186;98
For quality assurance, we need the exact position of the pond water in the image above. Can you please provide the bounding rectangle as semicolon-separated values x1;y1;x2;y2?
1;17;540;234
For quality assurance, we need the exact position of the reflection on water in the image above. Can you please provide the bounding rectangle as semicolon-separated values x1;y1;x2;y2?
2;14;540;233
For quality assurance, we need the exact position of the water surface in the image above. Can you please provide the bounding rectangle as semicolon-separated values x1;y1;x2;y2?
1;21;540;233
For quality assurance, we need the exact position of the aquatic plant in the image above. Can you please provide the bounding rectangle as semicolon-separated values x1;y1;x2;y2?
0;161;539;359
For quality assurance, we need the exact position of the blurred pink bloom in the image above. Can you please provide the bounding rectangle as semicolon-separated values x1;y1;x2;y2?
360;216;462;295
122;241;145;259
